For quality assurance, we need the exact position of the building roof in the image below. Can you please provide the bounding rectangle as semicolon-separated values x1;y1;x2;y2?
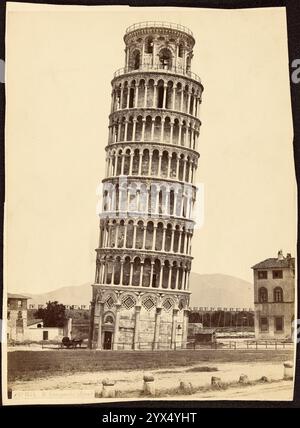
194;328;217;334
252;256;295;270
188;324;217;334
27;319;43;327
7;293;31;300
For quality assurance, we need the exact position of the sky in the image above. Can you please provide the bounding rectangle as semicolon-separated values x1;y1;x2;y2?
5;4;296;294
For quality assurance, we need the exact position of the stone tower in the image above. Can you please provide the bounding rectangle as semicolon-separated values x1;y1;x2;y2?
89;22;203;350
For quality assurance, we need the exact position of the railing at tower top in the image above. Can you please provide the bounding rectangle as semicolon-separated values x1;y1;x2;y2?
113;64;201;83
125;21;194;37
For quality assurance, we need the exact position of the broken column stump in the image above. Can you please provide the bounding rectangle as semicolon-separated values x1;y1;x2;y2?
211;376;222;388
102;378;116;398
283;361;293;380
179;381;193;394
239;374;250;385
143;374;155;396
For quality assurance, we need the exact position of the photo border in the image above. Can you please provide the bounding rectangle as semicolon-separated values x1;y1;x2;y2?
0;0;299;412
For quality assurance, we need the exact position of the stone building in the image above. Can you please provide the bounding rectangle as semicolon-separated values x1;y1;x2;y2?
7;294;68;342
89;22;203;350
252;250;295;340
7;293;29;341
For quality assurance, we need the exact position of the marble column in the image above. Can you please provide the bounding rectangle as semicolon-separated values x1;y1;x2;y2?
163;84;167;109
158;153;162;176
138;152;142;175
132;119;137;142
152;226;157;251
160;119;165;142
170;227;175;252
182;308;190;348
142;226;147;249
167;155;172;178
112;303;121;350
105;156;109;177
153;84;157;108
95;261;100;283
126;88;130;108
117;123;121;142
141;118;146;142
175;268;179;289
170;122;174;144
124;120;129;141
172;87;176;110
97;301;104;349
187;92;191;114
162;226;166;251
88;300;96;349
151;119;155;140
178;123;182;145
153;307;162;350
135;84;139;108
159;265;163;288
101;261;106;283
129;261;134;285
144;85;148;108
123;224;128;248
167;267;172;289
129;153;134;175
111;263;115;285
180;90;184;112
176;157;180;179
139;262;144;287
119;87;124;110
171;308;179;350
182;159;187;182
121;154;125;175
133;305;141;350
192;96;196;116
120;260;124;285
178;231;182;253
149;152;153;175
133;224;137;248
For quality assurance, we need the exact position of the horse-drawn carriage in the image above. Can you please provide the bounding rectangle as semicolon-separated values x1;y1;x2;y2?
61;336;83;349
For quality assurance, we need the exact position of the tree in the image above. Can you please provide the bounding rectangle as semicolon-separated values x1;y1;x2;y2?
35;301;66;327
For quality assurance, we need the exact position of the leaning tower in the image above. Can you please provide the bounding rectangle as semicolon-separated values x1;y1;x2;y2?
89;22;203;350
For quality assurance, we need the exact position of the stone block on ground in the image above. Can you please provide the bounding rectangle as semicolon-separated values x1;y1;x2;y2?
259;376;270;383
179;381;193;394
143;373;156;396
239;374;250;385
102;378;116;398
283;361;293;379
211;376;222;388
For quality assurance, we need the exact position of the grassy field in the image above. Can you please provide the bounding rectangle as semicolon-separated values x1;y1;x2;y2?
8;349;293;382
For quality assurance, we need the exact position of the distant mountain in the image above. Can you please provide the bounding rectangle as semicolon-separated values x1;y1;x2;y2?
22;273;253;309
25;283;92;307
189;273;253;309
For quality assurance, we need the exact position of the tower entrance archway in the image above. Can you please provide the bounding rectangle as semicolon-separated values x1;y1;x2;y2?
103;331;113;349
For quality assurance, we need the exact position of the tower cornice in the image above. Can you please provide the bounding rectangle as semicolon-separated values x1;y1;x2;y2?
105;140;200;159
95;247;193;262
102;175;198;192
112;67;203;87
109;107;202;126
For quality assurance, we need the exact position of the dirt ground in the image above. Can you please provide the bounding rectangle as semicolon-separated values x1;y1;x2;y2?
8;359;294;401
188;380;294;401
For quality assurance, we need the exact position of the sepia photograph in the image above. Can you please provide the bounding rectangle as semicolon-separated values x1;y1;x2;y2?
2;3;297;405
